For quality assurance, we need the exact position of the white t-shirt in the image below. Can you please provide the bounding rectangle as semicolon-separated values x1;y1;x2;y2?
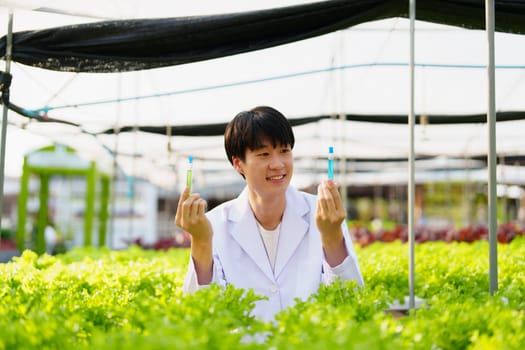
256;222;280;273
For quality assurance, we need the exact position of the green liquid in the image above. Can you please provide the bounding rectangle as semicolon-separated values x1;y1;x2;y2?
186;169;192;193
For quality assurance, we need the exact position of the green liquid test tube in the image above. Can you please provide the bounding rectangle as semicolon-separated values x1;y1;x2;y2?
186;155;193;193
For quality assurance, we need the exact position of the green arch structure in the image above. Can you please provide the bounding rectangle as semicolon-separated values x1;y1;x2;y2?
16;144;111;254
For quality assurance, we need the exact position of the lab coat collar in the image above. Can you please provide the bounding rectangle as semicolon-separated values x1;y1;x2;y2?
228;186;310;281
275;186;310;278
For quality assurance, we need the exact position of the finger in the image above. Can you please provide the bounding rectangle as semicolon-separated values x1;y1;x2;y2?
317;184;328;218
175;187;190;225
182;194;200;222
325;180;343;212
190;197;203;220
197;198;208;217
321;182;336;210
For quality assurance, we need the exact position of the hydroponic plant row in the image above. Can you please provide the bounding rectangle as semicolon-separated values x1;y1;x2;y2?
1;239;524;349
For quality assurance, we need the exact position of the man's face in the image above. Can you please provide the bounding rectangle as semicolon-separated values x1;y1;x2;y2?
233;140;293;200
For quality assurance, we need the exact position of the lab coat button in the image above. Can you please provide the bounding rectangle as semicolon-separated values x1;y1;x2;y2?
270;285;278;293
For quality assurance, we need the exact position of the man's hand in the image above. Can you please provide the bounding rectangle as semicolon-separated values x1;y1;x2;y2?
175;187;212;241
175;187;213;284
315;180;348;266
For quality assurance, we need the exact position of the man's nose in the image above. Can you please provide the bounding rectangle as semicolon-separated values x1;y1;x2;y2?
269;153;285;168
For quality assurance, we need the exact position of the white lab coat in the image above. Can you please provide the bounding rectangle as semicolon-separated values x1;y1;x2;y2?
183;185;364;321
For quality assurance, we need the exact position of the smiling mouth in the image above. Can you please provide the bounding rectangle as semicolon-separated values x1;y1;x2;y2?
267;175;285;181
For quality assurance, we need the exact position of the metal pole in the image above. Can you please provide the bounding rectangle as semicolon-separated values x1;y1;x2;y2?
486;0;498;295
337;32;348;209
339;113;348;209
0;9;13;236
408;0;416;310
109;74;123;250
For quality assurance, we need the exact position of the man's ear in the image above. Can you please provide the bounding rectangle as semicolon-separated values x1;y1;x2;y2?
232;157;244;175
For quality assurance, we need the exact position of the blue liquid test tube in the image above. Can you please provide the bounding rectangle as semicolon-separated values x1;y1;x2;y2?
328;146;334;180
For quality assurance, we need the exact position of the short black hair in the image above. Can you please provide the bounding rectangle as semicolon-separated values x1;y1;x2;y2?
224;106;295;165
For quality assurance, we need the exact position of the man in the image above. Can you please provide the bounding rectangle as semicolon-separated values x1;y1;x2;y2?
176;106;363;321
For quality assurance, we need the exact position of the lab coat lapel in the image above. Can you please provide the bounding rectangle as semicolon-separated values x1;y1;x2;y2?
228;188;275;281
274;187;310;278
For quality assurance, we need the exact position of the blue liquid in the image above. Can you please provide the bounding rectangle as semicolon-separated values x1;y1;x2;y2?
328;146;334;180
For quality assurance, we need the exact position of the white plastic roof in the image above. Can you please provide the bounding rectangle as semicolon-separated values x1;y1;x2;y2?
2;1;525;190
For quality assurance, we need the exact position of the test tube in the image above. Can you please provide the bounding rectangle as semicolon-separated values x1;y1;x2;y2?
186;155;193;193
328;146;334;180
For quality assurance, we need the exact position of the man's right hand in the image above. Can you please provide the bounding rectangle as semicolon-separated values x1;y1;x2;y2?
175;187;212;242
175;187;213;284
